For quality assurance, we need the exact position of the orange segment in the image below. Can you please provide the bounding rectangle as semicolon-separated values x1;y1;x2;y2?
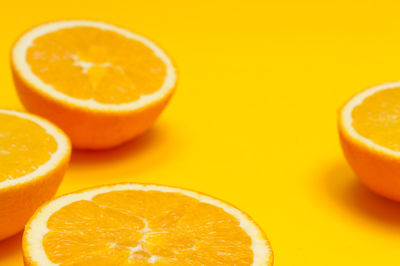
26;27;167;104
0;109;70;240
0;113;57;182
44;200;145;265
23;184;272;265
352;87;400;151
44;191;253;265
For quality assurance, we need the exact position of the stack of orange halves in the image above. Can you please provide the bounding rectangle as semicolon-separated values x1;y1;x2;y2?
1;20;273;265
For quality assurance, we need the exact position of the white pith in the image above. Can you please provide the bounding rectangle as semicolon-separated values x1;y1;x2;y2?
25;184;272;266
0;109;69;190
341;81;400;157
12;20;177;112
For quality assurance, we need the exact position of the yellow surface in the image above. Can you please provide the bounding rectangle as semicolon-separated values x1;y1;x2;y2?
2;0;400;265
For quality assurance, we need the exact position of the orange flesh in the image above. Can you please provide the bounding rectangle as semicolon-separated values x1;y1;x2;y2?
26;27;167;104
352;87;400;151
0;113;57;182
44;190;254;265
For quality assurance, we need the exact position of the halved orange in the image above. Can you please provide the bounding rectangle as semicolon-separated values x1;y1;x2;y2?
0;109;70;240
11;20;177;150
339;81;400;201
23;183;273;265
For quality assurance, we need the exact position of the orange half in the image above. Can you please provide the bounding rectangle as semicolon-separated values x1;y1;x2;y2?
11;20;177;149
0;109;70;240
339;81;400;200
23;183;273;265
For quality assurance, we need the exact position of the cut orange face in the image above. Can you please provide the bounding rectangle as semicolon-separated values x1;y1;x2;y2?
339;81;400;201
23;183;273;265
0;109;70;240
11;20;177;150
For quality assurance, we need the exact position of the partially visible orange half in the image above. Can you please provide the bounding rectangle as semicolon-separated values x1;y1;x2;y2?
339;81;400;201
23;183;273;265
11;20;177;150
0;109;70;240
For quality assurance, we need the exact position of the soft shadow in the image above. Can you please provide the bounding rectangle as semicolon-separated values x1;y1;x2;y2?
323;161;400;227
65;122;183;185
70;123;174;167
0;231;23;261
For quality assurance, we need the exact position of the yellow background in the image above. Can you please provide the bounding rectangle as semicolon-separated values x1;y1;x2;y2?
2;0;400;265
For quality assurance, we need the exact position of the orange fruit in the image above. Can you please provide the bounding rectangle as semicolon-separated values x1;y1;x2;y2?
338;81;400;201
11;20;177;150
0;109;70;240
23;183;273;265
